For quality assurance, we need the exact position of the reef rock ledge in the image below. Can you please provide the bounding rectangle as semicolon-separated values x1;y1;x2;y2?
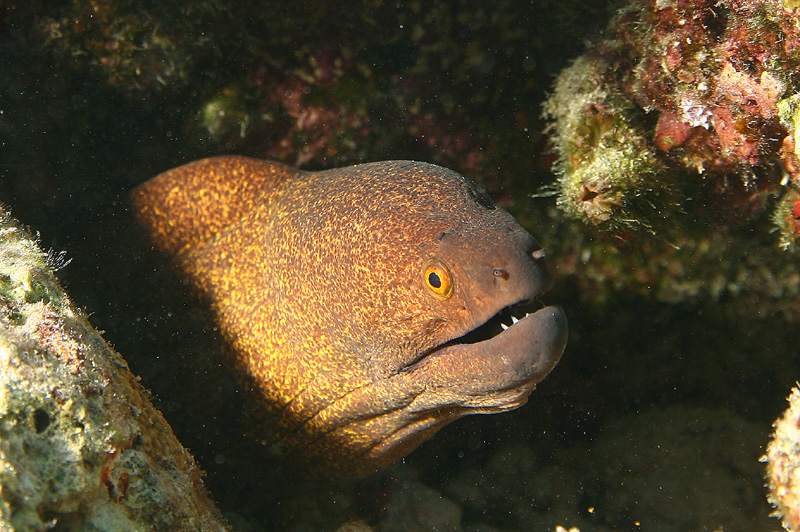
0;206;226;531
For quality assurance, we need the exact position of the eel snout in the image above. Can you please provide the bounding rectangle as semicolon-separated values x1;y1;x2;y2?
396;232;567;415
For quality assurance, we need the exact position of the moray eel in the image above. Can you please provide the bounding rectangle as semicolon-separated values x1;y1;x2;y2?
130;156;567;478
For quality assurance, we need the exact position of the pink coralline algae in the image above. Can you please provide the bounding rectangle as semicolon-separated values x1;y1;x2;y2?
264;55;372;167
199;50;372;167
408;114;485;171
196;43;491;175
543;0;800;246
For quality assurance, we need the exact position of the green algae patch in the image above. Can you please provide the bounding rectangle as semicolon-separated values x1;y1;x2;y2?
543;57;678;233
0;209;66;310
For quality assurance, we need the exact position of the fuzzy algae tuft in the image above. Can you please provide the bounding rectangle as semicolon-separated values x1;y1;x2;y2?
0;206;226;531
0;210;65;308
772;190;800;250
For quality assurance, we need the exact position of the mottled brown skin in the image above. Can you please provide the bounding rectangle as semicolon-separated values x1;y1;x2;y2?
130;156;567;477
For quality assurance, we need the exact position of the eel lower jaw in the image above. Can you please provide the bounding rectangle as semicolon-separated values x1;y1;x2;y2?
296;304;567;478
408;303;568;411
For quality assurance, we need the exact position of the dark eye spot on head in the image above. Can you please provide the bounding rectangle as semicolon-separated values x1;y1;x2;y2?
428;271;442;288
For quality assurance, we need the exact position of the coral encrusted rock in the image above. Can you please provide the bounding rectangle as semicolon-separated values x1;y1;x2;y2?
544;0;800;246
0;207;226;531
766;386;800;532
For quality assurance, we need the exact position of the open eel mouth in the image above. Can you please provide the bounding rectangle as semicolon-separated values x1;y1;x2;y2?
410;297;568;410
453;298;550;345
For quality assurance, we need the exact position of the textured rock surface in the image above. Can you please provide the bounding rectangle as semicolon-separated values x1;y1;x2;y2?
442;405;773;532
0;207;226;531
766;386;800;532
543;0;800;247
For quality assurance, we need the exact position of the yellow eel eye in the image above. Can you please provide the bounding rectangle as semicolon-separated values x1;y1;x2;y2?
423;259;454;299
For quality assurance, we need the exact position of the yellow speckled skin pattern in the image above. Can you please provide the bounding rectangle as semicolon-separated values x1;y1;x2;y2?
130;156;567;478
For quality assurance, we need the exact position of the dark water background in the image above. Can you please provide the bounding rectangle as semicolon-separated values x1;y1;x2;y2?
1;1;796;530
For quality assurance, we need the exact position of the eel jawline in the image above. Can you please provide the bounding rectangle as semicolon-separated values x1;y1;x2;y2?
409;305;568;412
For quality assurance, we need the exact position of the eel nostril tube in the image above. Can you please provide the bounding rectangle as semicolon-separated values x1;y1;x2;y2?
532;248;548;261
492;268;509;280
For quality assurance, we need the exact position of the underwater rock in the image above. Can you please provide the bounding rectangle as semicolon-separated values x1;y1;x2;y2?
579;405;771;532
772;189;800;249
20;0;599;186
542;56;676;232
445;442;589;532
543;0;800;247
376;479;463;532
765;386;800;532
444;405;772;532
0;207;225;531
336;521;376;532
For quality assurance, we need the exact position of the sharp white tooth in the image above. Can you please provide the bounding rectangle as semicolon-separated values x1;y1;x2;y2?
525;312;532;317
501;323;509;331
511;316;519;324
